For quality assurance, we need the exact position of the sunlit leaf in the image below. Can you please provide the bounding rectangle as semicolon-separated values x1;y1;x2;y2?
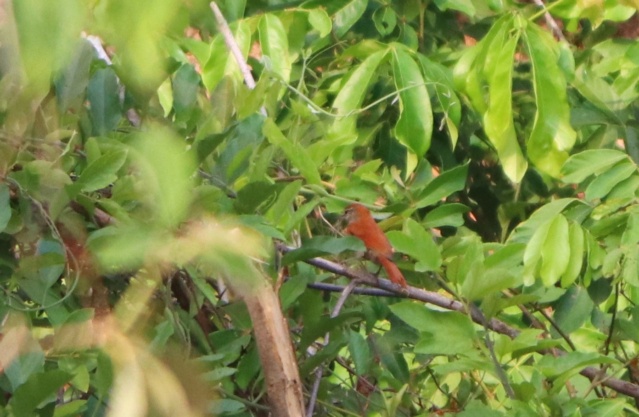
202;21;251;91
390;302;476;356
263;118;322;184
133;126;196;227
76;150;128;193
524;24;577;177
483;28;527;182
462;267;520;300
419;56;461;148
539;214;570;286
387;218;441;271
259;14;291;82
307;9;332;37
391;47;433;158
333;0;368;38
560;222;585;287
423;203;469;228
330;49;388;139
415;164;468;208
562;149;629;183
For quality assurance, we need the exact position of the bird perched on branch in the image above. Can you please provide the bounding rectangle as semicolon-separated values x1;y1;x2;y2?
344;203;408;288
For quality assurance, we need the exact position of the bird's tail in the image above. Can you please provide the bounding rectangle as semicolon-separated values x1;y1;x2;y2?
378;255;408;288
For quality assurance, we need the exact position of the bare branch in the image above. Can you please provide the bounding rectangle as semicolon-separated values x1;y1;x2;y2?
276;243;639;400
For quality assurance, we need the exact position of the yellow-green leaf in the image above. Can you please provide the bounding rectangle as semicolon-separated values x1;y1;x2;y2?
561;222;585;287
263;118;322;185
483;31;527;182
540;214;570;286
259;14;291;82
392;47;432;157
525;24;576;177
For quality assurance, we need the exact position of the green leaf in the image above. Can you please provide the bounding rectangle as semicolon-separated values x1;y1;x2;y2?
10;370;72;417
462;267;520;300
539;214;570;286
202;21;251;91
387;218;441;271
375;334;410;383
373;7;396;36
172;63;199;115
87;67;122;136
551;286;594;337
524;23;576;177
348;331;370;375
509;198;581;244
423;203;469;228
188;269;220;308
266;180;303;224
622;210;639;246
483;29;527;182
419;56;461;148
210;399;246;414
4;351;45;391
560;222;585;287
586;399;627;417
333;0;368;38
307;9;332;37
391;302;476;356
584;160;636;200
282;236;364;265
214;114;265;184
0;183;11;233
484;243;526;270
562;149;628;183
415;164;468;208
76;150;128;192
522;216;552;286
203;367;237;382
235;345;260;391
538;351;615;378
453;15;513;114
234;181;283;214
259;14;291;82
391;47;432;157
133;127;196;227
55;39;94;112
330;49;388;139
263;118;322;184
13;0;86;97
434;0;476;15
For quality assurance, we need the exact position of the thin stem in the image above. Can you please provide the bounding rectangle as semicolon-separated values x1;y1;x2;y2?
306;280;362;417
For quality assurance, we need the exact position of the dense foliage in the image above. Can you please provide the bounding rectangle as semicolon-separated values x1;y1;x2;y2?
3;0;639;416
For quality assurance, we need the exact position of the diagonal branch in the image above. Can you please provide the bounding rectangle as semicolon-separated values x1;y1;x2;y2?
275;243;639;400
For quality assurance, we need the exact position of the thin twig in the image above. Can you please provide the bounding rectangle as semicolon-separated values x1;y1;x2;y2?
209;2;256;90
306;279;362;417
534;304;577;351
530;0;567;42
307;282;400;297
209;2;267;116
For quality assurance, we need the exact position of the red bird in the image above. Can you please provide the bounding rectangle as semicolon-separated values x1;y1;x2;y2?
344;203;408;288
